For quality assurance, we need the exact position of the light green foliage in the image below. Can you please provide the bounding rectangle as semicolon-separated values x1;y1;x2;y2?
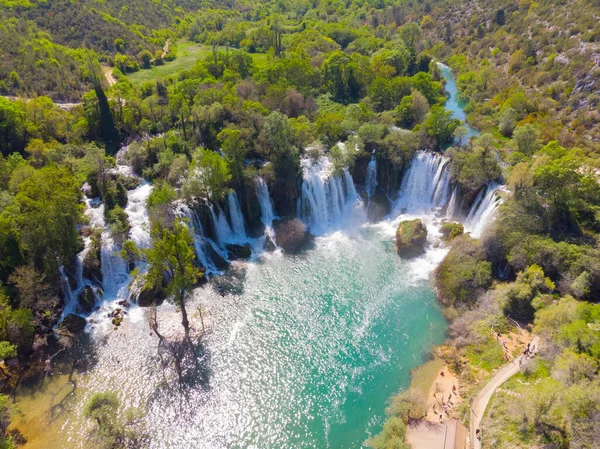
218;129;247;182
8;166;83;272
512;124;541;156
182;148;231;201
503;265;554;321
395;90;430;128
84;392;145;449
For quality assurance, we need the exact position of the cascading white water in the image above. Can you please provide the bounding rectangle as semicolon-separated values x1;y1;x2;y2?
176;202;219;274
126;182;152;249
209;204;233;246
227;191;247;240
343;169;358;202
395;151;453;214
446;186;460;220
298;157;363;234
208;192;248;247
365;155;378;198
464;183;503;238
255;177;276;227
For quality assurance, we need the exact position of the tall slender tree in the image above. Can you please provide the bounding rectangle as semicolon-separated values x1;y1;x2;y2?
144;219;201;338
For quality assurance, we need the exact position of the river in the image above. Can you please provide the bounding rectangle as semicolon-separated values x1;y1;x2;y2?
13;64;487;449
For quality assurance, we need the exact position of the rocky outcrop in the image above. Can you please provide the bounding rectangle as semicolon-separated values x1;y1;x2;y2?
395;219;428;258
273;217;312;254
264;234;277;252
77;286;96;314
240;179;265;238
137;283;166;307
226;243;253;260
206;243;230;270
59;315;87;334
366;192;391;222
82;231;102;286
440;222;464;241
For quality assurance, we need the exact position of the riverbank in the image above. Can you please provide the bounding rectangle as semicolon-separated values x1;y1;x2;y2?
379;294;536;449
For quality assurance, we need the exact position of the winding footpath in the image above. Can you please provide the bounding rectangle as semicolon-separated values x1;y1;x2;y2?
470;335;540;449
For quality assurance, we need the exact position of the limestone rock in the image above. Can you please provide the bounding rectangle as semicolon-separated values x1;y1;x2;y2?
77;285;96;314
395;219;428;258
226;243;253;260
59;315;87;334
273;217;312;254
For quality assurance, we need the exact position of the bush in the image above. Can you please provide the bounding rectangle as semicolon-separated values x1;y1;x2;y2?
434;235;492;307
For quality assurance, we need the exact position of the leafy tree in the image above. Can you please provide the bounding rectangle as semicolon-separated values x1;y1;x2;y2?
424;105;460;147
218;128;247;183
0;97;27;156
495;9;506;26
434;235;492;307
449;146;501;196
498;106;518;137
182;148;231;201
144;219;201;338
137;50;153;69
395;90;430;128
85;392;145;449
10;166;83;272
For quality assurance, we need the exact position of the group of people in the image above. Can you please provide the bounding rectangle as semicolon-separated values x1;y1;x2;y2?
519;342;536;365
432;374;458;424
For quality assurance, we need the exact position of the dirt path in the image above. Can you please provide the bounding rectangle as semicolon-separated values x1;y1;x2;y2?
102;65;117;86
470;335;540;449
162;38;170;58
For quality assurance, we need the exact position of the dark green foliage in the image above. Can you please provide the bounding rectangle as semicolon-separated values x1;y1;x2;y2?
449;146;502;198
424;105;460;147
0;98;26;156
434;235;492;307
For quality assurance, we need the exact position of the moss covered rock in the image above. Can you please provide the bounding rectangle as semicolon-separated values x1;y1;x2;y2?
395;219;427;258
440;222;464;241
77;285;96;314
59;315;87;334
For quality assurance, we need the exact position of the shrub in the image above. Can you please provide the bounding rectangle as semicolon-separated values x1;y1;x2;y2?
434;235;492;307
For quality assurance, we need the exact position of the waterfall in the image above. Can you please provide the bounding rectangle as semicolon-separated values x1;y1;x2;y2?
395;151;452;214
255;177;276;227
227;191;247;240
446;186;460;220
298;157;363;233
344;169;358;202
126;182;152;249
464;183;503;238
365;155;378;198
176;203;219;274
209;205;233;245
255;177;278;247
59;265;76;315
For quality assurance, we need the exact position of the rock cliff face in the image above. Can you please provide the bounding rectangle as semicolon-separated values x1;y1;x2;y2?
366;192;391;222
395;219;428;258
240;181;265;238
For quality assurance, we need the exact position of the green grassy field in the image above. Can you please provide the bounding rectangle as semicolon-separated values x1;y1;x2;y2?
126;39;269;85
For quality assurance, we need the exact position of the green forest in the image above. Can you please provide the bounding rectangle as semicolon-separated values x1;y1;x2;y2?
1;0;600;448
